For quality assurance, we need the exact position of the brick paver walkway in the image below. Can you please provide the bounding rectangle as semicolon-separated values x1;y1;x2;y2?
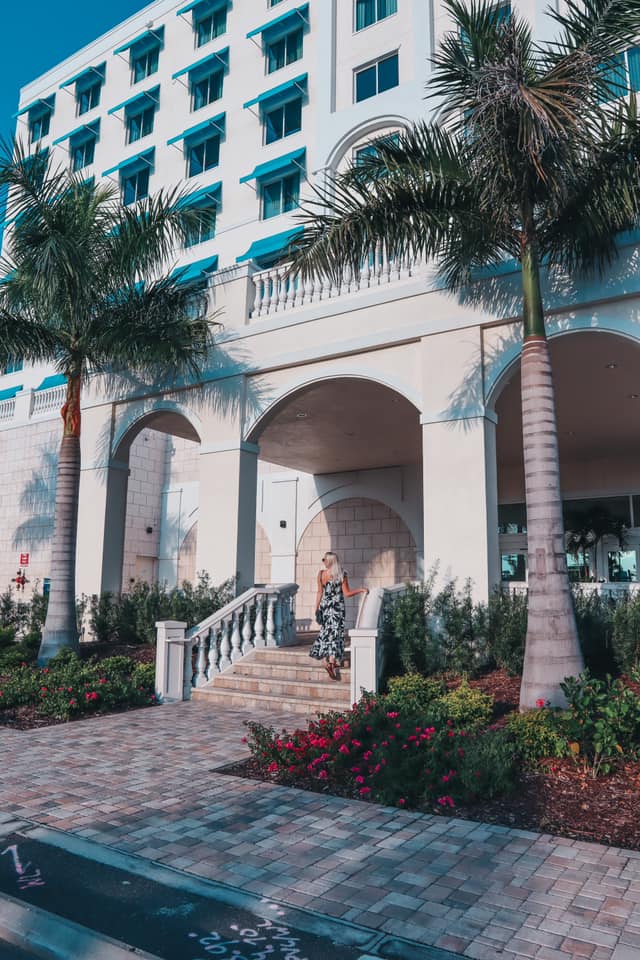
1;702;639;960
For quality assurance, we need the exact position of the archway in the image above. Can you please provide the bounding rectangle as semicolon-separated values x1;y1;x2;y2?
107;408;201;592
248;375;422;605
493;330;640;585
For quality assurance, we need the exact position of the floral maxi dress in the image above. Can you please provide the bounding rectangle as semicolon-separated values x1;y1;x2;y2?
309;575;345;662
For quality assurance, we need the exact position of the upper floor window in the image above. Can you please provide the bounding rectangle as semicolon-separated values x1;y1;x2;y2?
195;2;227;47
262;172;300;219
185;206;217;246
266;27;303;73
108;150;154;206
133;46;159;83
191;69;224;110
187;133;221;177
269;0;285;5
355;0;397;31
70;126;98;172
354;52;398;102
127;104;156;144
78;82;101;115
28;100;55;143
2;357;23;376
598;44;640;102
264;98;302;144
115;28;165;85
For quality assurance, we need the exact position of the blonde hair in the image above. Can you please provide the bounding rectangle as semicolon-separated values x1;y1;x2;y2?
323;551;344;581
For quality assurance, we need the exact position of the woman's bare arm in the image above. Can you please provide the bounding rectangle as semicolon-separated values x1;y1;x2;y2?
315;571;323;609
342;574;369;599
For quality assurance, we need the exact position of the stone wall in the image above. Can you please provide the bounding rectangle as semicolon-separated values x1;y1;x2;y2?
255;523;272;584
295;497;417;630
122;429;167;588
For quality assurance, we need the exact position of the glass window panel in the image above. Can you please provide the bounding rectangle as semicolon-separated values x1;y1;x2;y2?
609;550;638;582
378;0;398;17
187;135;220;177
498;503;527;534
262;181;282;219
633;495;640;527
77;81;101;116
185;206;217;246
284;98;302;134
30;112;50;143
264;99;302;143
264;105;283;144
192;70;223;110
628;46;640;93
501;554;526;582
286;28;303;65
132;46;159;83
355;64;377;102
127;105;155;144
563;496;631;527
282;172;299;211
267;37;286;73
196;6;227;47
122;166;149;205
2;357;23;375
597;52;628;102
71;135;95;171
566;552;591;583
377;53;399;93
355;0;376;30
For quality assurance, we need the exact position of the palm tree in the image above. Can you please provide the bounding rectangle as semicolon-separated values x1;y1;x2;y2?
0;144;214;664
288;0;640;708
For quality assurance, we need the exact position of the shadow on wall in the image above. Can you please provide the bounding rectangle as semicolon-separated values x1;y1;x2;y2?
295;497;417;630
13;444;58;549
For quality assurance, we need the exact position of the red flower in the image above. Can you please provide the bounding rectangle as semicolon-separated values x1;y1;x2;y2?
318;770;328;780
355;775;365;785
267;761;279;773
359;786;371;796
535;698;546;708
338;744;350;755
69;699;76;706
397;798;406;806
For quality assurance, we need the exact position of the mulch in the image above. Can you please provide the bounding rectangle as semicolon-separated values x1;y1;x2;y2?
222;668;640;851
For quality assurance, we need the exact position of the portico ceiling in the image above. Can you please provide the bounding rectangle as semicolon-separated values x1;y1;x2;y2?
254;378;421;474
495;331;640;466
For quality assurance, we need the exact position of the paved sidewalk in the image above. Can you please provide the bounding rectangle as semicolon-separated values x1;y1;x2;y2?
1;702;639;960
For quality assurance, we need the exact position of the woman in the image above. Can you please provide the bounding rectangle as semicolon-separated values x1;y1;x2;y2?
310;552;368;680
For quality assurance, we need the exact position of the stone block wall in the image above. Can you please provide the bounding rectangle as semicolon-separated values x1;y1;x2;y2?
121;429;167;588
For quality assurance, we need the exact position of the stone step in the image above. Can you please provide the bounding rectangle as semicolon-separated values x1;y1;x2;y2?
214;672;351;702
229;660;351;682
191;686;348;716
248;647;350;668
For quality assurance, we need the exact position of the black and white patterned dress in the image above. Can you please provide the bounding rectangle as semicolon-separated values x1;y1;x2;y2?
309;575;346;662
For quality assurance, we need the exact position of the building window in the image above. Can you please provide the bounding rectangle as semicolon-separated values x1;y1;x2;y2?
191;70;224;111
264;98;302;144
187;134;220;177
195;5;227;47
127;104;156;144
597;45;640;102
185;206;217;246
2;357;23;375
355;0;397;31
70;132;96;171
261;172;300;219
122;166;150;206
77;80;101;116
501;554;526;582
354;131;400;163
266;27;303;73
132;45;160;84
269;0;285;5
30;110;51;143
354;52;399;102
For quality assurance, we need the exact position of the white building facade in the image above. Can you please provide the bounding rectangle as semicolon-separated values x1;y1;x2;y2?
2;0;640;626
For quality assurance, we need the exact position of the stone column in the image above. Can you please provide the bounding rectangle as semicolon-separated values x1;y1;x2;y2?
196;441;259;592
76;457;129;599
420;329;500;601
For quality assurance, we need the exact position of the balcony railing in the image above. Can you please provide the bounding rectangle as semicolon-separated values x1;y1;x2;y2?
249;247;424;320
32;384;66;417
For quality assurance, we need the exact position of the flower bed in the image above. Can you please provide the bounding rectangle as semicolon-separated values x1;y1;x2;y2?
0;649;156;729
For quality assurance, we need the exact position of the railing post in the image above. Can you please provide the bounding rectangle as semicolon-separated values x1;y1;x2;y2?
266;594;276;646
241;600;254;656
194;635;208;687
207;625;219;676
230;610;242;661
155;621;191;702
219;617;232;670
254;594;265;647
274;596;283;646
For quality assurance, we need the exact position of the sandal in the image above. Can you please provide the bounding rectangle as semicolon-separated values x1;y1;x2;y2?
323;662;337;680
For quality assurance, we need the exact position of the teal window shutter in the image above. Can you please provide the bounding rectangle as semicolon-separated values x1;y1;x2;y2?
628;46;640;93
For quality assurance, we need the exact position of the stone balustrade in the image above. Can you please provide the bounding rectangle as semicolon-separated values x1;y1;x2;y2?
0;384;66;430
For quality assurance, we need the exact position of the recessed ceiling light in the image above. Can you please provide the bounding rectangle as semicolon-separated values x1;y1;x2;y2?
605;362;619;369
295;412;308;419
630;394;640;400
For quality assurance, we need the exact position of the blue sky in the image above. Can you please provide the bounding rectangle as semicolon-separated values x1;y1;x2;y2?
1;0;149;143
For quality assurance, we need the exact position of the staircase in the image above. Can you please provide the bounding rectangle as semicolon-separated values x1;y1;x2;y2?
191;635;352;715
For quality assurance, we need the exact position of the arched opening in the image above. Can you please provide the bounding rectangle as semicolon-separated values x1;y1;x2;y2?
249;375;422;605
494;330;640;586
107;408;201;593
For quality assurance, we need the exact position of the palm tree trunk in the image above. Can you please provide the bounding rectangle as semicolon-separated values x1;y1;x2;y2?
37;373;82;665
519;241;584;710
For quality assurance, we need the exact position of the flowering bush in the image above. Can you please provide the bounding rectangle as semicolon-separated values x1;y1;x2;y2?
560;671;640;777
0;649;156;721
245;693;516;810
507;708;569;766
434;680;493;730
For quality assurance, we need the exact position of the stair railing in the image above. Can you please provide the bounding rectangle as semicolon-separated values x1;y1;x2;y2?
155;583;299;701
347;583;411;705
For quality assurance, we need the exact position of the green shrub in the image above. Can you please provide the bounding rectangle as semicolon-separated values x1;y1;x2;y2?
507;709;568;765
435;680;493;730
573;590;616;676
0;626;16;650
87;573;234;645
386;673;445;715
611;593;640;676
560;671;640;776
387;583;439;675
433;581;492;677
457;728;518;799
486;589;527;675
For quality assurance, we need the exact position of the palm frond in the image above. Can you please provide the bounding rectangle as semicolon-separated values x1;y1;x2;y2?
546;0;640;65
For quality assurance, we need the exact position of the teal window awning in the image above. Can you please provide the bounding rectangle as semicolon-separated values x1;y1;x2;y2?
244;73;307;110
172;47;229;81
0;385;23;402
177;0;227;14
60;63;106;90
172;254;219;284
178;181;222;209
247;3;309;39
14;94;55;119
36;374;66;391
52;120;99;146
114;26;164;56
108;85;160;115
240;147;306;184
167;112;225;145
236;227;303;263
102;147;154;178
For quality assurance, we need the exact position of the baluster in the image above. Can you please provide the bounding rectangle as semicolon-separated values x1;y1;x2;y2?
343;262;352;295
274;596;283;646
266;594;276;647
382;246;391;284
361;250;371;288
219;617;232;671
304;273;315;305
241;601;254;656
251;274;263;318
254;594;265;647
230;610;242;662
269;268;281;312
262;270;274;315
207;625;219;676
195;635;208;687
374;240;383;284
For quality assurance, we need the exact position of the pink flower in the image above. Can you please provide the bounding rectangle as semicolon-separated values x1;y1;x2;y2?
386;711;399;719
437;795;455;808
339;744;350;755
318;770;328;780
355;775;365;785
69;699;76;706
267;761;279;773
352;739;362;748
359;786;371;796
536;698;546;708
397;798;406;806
